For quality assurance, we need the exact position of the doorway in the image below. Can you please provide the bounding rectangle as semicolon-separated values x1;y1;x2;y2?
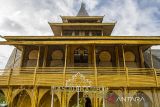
69;92;92;107
74;47;88;66
85;97;92;107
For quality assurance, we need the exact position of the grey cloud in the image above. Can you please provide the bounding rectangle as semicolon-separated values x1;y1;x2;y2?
0;0;160;68
0;18;26;33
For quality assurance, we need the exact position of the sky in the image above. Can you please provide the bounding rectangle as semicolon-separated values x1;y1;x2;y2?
0;0;160;68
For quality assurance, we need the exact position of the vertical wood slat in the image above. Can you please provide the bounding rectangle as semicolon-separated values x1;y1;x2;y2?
94;45;98;86
33;46;41;85
150;48;154;68
139;46;144;68
42;46;48;67
122;45;129;87
63;45;68;86
32;87;38;107
115;46;120;67
122;45;126;67
115;46;120;75
20;46;25;67
7;69;12;85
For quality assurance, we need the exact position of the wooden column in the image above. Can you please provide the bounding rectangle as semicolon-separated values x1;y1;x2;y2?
122;45;129;87
101;30;104;36
42;46;48;67
150;48;154;68
62;91;67;107
7;87;13;107
63;45;68;85
51;87;54;107
93;45;98;86
122;45;126;67
32;87;38;107
93;45;98;107
115;46;120;67
20;46;25;67
124;88;129;107
139;46;144;68
33;46;41;107
33;46;41;85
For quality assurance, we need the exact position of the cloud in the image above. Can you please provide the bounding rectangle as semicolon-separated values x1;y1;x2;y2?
91;0;160;36
0;18;26;34
0;0;160;68
0;45;14;68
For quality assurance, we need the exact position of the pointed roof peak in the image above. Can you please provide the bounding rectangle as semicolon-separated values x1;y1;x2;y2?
77;2;89;16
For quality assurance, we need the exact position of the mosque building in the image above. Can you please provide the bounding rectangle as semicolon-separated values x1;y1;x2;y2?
0;2;160;107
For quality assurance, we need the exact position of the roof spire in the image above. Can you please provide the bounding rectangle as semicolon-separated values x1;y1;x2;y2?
77;2;89;16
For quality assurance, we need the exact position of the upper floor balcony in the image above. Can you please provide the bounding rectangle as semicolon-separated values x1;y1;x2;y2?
1;40;160;88
0;67;160;87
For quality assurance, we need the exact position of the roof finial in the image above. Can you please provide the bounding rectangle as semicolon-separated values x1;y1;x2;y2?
77;1;89;16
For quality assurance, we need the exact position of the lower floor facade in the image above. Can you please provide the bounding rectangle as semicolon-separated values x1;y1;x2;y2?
0;87;160;107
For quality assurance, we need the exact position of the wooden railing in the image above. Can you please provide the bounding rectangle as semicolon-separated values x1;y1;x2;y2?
0;67;160;87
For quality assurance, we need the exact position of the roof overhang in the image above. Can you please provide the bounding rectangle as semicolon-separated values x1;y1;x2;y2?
49;23;116;36
60;16;104;22
1;36;160;46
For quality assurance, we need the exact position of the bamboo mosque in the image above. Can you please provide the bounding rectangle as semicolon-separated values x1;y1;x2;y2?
1;2;160;107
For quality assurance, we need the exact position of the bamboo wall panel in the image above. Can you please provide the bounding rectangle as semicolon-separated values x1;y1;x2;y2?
0;67;159;87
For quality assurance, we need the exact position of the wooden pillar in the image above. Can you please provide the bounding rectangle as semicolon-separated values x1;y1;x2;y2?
20;46;25;67
88;45;92;65
150;48;154;68
7;87;13;107
115;46;120;67
42;46;48;67
139;46;144;68
122;45;126;67
63;45;68;85
32;87;38;107
93;45;98;86
93;45;98;107
33;46;40;85
51;87;54;107
102;87;105;107
32;46;40;107
37;46;41;67
101;30;103;36
62;91;67;107
124;88;129;107
77;87;80;107
122;45;129;87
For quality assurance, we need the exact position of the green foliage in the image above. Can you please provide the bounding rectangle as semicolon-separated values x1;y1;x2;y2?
0;93;6;104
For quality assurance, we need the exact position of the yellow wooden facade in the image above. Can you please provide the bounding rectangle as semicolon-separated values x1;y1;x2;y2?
0;3;160;107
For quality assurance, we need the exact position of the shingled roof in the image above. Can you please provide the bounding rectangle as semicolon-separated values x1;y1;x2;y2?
77;2;89;16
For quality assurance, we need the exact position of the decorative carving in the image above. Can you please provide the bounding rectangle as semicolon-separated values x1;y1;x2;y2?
29;50;38;60
52;50;63;60
66;72;92;87
125;51;135;62
99;51;111;62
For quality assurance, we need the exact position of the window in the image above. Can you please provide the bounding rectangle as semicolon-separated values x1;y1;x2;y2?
74;47;88;63
92;30;102;36
63;30;72;36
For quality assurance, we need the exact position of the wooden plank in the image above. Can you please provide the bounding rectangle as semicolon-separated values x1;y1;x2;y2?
1;40;160;45
3;36;160;40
